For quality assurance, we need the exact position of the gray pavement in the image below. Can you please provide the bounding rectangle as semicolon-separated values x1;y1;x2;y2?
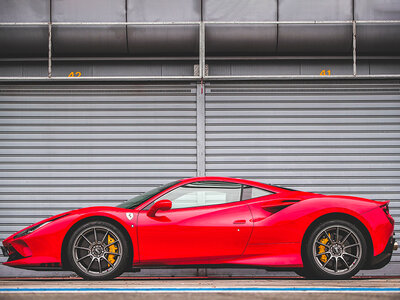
1;293;399;300
0;277;399;299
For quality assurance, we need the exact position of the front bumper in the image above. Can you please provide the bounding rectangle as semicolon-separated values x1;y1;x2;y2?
2;239;62;270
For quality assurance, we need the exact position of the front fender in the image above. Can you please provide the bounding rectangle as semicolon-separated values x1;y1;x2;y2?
3;207;138;268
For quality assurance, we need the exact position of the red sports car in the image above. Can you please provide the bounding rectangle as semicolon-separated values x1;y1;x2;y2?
1;177;397;280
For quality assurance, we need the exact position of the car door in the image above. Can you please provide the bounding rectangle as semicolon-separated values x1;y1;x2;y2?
137;181;253;264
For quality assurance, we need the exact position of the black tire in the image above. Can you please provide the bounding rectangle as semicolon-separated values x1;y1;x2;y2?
303;219;367;280
67;220;130;280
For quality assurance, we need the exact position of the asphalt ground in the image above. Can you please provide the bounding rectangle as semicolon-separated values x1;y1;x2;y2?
0;277;400;300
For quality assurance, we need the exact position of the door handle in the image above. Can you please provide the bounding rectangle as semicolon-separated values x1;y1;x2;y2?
233;220;246;224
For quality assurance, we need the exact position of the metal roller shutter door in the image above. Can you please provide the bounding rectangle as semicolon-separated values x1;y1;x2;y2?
0;83;197;244
205;81;400;273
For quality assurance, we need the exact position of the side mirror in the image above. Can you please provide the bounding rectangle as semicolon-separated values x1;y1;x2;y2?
147;199;172;218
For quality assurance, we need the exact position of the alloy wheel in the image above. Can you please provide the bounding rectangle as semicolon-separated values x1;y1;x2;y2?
312;225;362;275
72;225;123;276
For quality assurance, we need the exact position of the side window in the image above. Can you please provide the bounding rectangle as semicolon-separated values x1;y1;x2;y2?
242;185;273;201
160;181;242;209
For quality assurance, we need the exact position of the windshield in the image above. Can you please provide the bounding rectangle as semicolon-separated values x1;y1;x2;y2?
116;180;180;209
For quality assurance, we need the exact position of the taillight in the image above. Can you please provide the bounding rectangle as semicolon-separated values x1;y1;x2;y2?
380;202;394;225
381;203;390;215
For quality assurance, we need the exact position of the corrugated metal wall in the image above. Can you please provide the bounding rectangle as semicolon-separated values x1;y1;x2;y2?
0;83;197;241
0;81;399;275
205;81;400;271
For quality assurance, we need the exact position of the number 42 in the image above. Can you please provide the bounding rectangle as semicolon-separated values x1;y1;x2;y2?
68;72;82;77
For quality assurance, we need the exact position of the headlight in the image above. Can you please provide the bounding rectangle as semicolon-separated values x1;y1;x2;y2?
13;214;68;239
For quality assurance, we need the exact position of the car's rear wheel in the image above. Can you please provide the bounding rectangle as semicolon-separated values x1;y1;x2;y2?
303;220;367;279
67;221;129;280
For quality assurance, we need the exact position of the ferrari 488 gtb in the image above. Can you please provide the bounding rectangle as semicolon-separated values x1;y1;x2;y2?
1;177;397;280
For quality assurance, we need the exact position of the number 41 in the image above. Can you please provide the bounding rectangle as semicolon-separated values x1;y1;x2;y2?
320;69;331;76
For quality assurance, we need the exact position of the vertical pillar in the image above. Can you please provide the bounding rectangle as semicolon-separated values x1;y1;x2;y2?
48;23;52;78
200;22;206;78
196;82;206;177
352;20;357;76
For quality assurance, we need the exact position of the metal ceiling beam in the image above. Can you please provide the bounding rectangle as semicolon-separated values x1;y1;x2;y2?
0;20;399;81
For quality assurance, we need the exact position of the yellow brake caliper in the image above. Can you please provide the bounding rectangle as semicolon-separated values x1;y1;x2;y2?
318;234;330;263
107;234;118;267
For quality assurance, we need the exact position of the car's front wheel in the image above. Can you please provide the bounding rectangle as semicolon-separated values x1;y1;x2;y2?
67;220;129;280
303;220;367;279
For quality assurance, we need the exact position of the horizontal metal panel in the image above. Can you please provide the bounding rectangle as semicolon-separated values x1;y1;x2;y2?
0;133;196;140
355;0;400;55
204;0;277;55
2;178;396;186
206;125;400;131
2;185;398;194
0;179;191;186
0;149;196;155
207;155;400;162
0;111;197;117
0;202;121;209
0;95;196;101
52;0;127;56
0;171;194;178
0;83;197;244
207;111;400;118
212;178;400;185
0;186;191;194
5;153;399;163
0;118;196;125
206;170;400;178
0;141;196;147
0;163;195;170
0;0;49;57
0;194;133;202
207;102;400;109
0;225;47;233
0;156;196;163
0;125;196;131
387;202;400;208
206;163;400;169
127;0;200;56
207;140;400;147
278;0;353;54
207;148;400;155
207;117;400;123
206;131;400;137
0;103;196;110
205;84;400;96
0;84;197;95
206;94;400;100
53;26;127;57
0;211;83;219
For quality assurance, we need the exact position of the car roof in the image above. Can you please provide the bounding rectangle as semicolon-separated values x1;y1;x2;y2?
177;176;291;194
